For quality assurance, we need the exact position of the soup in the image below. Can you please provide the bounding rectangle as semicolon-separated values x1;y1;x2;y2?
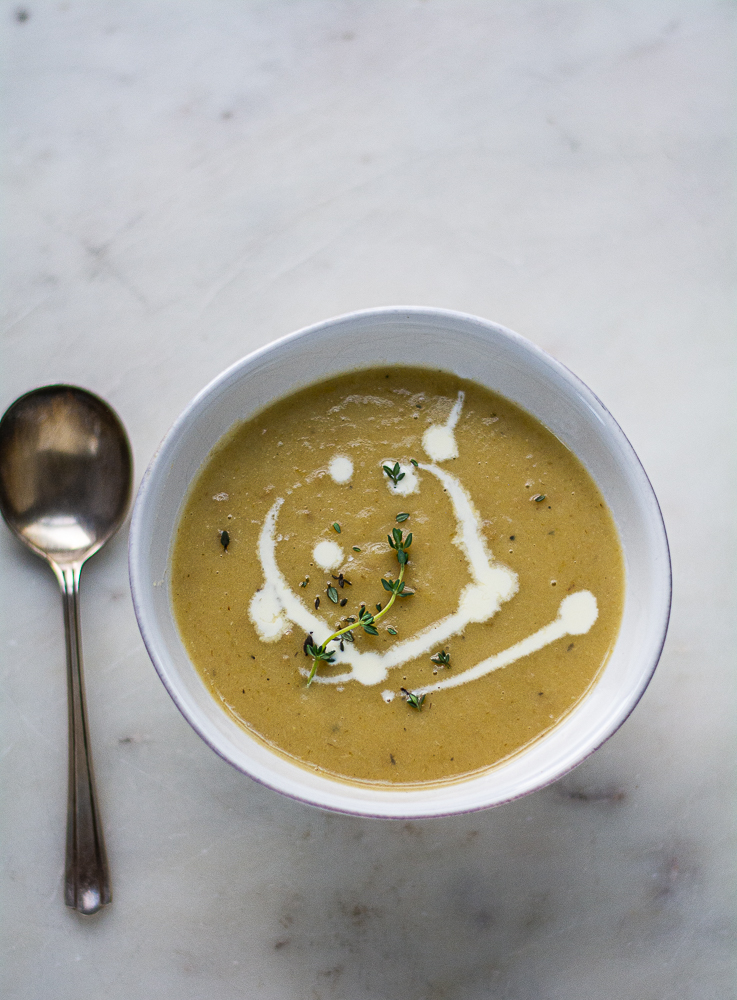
171;368;624;786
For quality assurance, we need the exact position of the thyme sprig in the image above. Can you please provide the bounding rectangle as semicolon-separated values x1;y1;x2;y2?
383;462;405;486
431;649;451;667
401;688;426;710
306;527;414;685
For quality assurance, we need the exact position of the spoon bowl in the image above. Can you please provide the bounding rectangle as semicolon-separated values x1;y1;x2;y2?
0;385;132;914
0;385;131;562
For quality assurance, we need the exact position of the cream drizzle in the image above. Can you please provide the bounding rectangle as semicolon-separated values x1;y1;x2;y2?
248;389;599;696
422;391;464;462
249;463;574;689
415;591;598;695
328;455;353;483
312;539;343;570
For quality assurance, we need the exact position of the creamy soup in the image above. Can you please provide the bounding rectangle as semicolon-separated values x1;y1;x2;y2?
171;368;624;786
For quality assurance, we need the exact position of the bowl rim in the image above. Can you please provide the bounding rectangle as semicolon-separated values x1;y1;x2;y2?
129;306;671;817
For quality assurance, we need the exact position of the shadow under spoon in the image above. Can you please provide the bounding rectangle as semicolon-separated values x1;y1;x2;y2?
0;385;132;915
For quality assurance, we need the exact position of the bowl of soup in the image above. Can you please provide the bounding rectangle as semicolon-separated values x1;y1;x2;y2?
129;307;670;817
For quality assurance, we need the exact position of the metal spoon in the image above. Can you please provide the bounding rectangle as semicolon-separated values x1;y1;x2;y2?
0;385;132;915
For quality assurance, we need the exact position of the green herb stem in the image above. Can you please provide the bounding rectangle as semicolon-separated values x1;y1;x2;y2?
307;563;407;685
306;527;414;685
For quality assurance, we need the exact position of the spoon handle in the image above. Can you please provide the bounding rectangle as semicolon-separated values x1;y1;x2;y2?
56;562;111;915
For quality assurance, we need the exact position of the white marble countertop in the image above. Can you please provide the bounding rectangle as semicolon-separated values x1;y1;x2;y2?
2;2;734;997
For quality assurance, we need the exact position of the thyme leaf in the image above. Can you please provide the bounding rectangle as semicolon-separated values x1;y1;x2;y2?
383;462;405;486
305;642;337;684
401;688;426;710
431;649;451;667
305;642;335;663
305;503;416;684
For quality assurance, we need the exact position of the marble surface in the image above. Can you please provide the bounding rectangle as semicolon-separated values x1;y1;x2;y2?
1;2;735;997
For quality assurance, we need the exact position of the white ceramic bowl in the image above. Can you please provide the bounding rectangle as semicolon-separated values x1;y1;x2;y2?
129;307;671;818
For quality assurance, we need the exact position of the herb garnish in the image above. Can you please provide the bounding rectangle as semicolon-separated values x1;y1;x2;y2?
332;522;341;533
431;650;451;667
386;526;413;569
299;576;309;588
387;627;397;635
305;526;415;685
533;494;546;503
383;462;405;486
396;512;410;522
304;641;336;667
401;688;425;710
327;585;338;604
352;546;361;552
219;529;230;551
356;605;379;636
410;459;419;468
